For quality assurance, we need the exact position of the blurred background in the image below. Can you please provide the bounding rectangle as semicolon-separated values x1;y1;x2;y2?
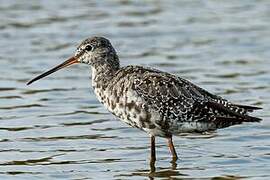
0;0;270;179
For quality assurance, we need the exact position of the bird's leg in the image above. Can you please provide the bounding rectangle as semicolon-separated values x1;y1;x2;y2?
150;135;156;162
167;136;178;161
149;135;156;172
150;135;156;161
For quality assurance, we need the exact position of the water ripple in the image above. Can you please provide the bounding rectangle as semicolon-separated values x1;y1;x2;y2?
22;88;75;95
0;154;63;166
21;134;117;142
0;104;44;110
0;0;270;179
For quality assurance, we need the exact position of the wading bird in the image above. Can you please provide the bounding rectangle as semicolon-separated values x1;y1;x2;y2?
27;36;262;162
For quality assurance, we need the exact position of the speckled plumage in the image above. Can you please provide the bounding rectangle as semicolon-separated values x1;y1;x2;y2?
92;65;261;137
27;36;262;161
76;37;262;138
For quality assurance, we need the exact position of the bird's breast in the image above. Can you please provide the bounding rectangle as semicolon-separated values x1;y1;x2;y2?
91;68;168;136
92;81;164;136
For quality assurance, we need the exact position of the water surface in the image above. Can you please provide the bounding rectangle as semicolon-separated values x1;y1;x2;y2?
0;0;270;179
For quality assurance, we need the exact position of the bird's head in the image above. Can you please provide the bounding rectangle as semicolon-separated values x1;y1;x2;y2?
27;36;119;85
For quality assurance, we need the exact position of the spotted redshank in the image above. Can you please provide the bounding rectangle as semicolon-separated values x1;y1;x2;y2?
27;36;262;162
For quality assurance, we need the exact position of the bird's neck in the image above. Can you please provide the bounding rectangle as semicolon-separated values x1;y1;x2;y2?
91;63;120;88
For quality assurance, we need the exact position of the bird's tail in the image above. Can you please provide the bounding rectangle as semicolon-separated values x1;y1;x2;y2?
231;103;262;112
207;101;262;128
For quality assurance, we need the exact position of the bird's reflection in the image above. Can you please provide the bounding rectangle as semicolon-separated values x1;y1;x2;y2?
149;157;177;173
117;157;190;180
147;157;183;179
149;156;177;173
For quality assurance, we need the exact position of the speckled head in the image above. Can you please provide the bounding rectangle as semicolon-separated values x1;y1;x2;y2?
76;36;119;68
27;36;120;85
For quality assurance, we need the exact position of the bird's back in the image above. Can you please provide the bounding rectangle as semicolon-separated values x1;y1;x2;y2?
93;65;262;137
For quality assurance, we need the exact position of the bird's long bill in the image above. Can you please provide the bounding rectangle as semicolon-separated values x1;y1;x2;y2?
27;56;78;85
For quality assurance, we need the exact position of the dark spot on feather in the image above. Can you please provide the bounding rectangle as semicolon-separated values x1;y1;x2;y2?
126;101;136;111
119;102;124;108
149;124;156;129
111;101;116;110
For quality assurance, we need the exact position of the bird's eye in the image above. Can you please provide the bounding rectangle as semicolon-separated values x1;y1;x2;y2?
85;45;93;51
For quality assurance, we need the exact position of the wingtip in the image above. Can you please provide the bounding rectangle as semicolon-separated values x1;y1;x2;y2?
233;104;263;111
251;116;263;122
